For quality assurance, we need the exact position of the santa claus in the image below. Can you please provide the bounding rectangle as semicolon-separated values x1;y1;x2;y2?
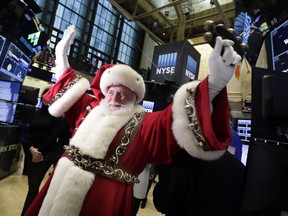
24;25;241;216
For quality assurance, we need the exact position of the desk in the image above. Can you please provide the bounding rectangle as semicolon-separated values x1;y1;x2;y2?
0;124;22;179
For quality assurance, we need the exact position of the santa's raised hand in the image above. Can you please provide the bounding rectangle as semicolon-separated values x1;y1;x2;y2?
54;25;76;80
208;36;242;102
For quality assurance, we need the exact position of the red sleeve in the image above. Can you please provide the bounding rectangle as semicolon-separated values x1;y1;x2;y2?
195;77;232;150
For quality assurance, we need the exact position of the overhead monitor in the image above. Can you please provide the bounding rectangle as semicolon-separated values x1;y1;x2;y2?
150;40;200;86
234;1;288;67
0;35;31;82
265;17;288;72
0;1;49;57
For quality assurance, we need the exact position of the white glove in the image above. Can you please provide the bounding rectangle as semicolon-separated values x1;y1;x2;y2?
208;36;242;102
54;25;76;80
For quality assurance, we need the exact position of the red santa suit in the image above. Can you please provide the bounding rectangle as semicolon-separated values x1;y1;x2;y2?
24;64;231;216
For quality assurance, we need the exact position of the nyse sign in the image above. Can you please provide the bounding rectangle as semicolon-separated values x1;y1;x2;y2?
185;69;195;80
185;55;197;80
156;52;177;76
156;66;175;75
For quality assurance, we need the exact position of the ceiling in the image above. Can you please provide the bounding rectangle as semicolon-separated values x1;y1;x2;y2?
108;0;236;44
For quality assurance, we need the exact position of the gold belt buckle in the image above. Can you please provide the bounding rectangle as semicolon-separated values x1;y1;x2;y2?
74;151;89;169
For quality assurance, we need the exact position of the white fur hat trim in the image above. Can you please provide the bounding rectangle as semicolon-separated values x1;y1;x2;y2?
100;64;145;103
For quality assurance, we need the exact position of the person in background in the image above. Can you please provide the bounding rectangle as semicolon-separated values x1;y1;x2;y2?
21;89;71;216
24;25;241;216
153;149;246;216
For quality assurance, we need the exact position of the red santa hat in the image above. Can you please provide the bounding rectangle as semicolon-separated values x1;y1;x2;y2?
98;64;146;104
90;64;115;101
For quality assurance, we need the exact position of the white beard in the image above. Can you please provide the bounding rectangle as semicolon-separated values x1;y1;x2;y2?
99;98;136;116
70;99;143;159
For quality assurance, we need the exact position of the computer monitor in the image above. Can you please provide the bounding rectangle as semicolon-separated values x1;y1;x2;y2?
13;103;37;124
251;67;288;142
241;67;288;213
235;118;251;166
0;101;17;124
35;97;43;109
0;79;22;102
236;118;251;144
140;81;177;112
265;17;288;72
0;35;31;82
18;85;40;106
141;100;170;113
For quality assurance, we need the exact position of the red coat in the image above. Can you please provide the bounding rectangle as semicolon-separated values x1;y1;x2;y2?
25;67;231;216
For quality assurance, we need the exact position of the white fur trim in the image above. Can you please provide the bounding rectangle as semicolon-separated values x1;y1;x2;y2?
172;82;225;161
48;78;90;117
39;158;95;216
100;64;145;103
70;103;144;159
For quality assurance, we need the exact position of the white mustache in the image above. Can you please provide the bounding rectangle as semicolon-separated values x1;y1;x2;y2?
109;102;122;106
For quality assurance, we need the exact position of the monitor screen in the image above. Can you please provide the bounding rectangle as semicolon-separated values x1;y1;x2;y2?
240;144;249;166
0;1;48;57
0;80;22;102
251;67;288;143
235;118;251;166
141;100;170;112
35;97;43;109
18;85;40;106
0;101;17;124
241;66;288;213
0;35;31;82
142;100;154;113
235;1;288;67
265;18;288;72
236;119;251;144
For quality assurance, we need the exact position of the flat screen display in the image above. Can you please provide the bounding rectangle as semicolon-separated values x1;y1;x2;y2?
265;18;288;72
251;67;288;143
0;80;22;102
236;119;251;144
141;100;170;112
35;97;43;109
241;144;249;166
236;118;251;166
0;35;31;82
0;101;17;124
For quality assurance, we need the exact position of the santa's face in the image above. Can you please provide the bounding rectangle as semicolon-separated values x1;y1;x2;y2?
105;85;136;108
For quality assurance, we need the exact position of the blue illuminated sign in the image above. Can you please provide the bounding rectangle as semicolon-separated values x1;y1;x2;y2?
156;52;177;75
185;55;197;80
